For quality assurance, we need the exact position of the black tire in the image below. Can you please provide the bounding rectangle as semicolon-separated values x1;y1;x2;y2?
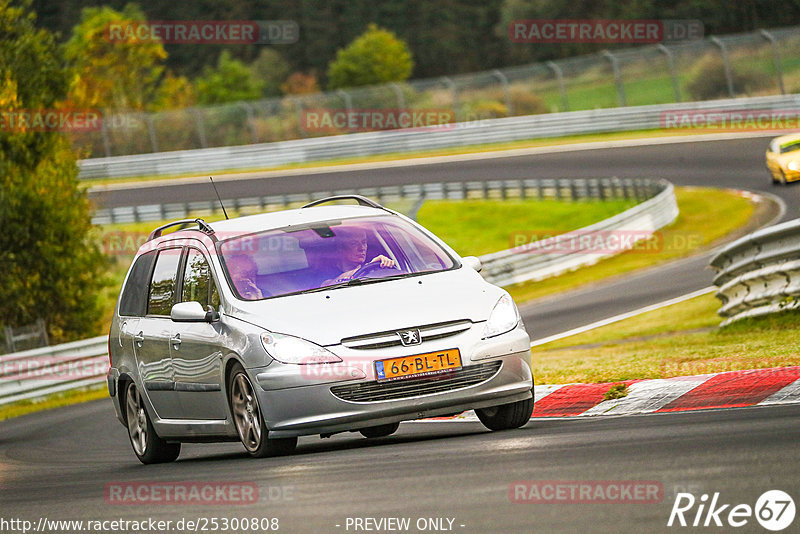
359;422;400;438
475;388;534;431
780;170;788;185
228;363;297;458
124;382;181;464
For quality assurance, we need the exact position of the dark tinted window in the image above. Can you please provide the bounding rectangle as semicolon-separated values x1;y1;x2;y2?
147;248;182;316
119;252;156;317
181;248;220;309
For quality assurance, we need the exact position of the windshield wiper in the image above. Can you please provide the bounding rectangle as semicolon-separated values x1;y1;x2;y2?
295;278;365;294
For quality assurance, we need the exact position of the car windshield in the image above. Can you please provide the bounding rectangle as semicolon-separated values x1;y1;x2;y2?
780;141;800;154
217;215;456;300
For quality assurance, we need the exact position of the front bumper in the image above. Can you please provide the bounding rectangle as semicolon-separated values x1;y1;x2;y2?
253;325;533;438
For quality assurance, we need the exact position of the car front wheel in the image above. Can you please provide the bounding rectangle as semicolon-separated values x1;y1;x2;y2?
228;363;297;458
475;387;534;431
125;382;181;464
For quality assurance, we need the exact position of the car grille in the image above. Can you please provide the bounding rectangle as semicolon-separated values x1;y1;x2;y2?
340;320;473;350
329;361;502;402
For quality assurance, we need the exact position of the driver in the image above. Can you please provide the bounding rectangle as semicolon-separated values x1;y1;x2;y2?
227;254;264;299
324;227;395;284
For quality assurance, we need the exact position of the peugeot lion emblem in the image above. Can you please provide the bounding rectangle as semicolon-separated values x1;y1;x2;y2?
397;328;422;346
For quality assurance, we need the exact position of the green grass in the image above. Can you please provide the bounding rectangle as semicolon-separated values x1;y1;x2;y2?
0;386;108;422
506;187;756;304
532;293;800;384
416;198;637;257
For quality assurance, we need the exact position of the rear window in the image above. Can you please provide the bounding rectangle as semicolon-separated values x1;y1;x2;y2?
119;252;156;317
217;215;455;300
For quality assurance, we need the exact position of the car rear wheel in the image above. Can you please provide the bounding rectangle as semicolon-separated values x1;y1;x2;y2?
228;363;297;458
125;382;181;464
359;422;400;438
475;387;534;431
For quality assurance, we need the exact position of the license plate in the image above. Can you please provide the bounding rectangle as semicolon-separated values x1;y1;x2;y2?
374;349;461;381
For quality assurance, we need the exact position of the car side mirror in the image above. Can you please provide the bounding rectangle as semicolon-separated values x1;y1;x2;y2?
171;301;216;323
462;256;482;272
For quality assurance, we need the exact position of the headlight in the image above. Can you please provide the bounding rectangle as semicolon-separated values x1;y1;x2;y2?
483;293;521;338
260;332;342;364
789;161;799;172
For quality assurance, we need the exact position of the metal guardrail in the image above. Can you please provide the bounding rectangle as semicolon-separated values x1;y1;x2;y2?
479;180;678;286
0;336;108;406
78;93;800;180
711;218;800;325
92;176;660;225
5;177;678;405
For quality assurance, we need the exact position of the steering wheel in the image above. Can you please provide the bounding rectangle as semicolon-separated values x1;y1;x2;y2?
350;260;398;280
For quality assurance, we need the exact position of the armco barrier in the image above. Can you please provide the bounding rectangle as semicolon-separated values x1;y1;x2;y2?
5;178;678;405
0;335;108;406
711;218;800;325
78;94;800;180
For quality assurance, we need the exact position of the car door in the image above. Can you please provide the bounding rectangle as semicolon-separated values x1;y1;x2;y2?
132;246;183;420
170;246;228;420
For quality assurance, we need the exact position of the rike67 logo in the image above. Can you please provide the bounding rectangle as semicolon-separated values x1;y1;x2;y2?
668;490;795;531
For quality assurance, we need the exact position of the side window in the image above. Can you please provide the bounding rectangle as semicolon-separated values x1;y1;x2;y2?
181;248;220;309
147;248;182;316
119;252;156;317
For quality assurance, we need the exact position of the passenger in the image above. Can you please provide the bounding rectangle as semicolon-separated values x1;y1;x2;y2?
227;255;264;299
324;228;395;284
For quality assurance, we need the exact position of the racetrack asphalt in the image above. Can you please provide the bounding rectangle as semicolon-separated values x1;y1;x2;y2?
2;136;797;533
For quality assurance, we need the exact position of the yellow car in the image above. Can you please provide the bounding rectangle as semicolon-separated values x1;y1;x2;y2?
766;132;800;184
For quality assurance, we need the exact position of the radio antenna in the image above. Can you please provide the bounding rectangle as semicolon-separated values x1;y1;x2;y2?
209;177;229;220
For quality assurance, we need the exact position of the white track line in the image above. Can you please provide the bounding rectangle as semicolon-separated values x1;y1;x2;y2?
530;286;716;347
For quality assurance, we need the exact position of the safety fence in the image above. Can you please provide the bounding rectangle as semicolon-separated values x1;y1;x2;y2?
71;26;800;159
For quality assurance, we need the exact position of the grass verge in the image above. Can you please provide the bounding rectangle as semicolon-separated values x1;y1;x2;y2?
0;385;107;422
533;292;800;384
507;187;759;304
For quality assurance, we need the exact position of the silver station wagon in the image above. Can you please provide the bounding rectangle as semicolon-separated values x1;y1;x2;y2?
107;196;533;463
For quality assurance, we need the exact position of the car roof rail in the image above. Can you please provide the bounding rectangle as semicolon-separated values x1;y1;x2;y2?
147;218;215;242
302;195;386;210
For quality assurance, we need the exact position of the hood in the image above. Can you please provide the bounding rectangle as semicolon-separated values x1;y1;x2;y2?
228;267;504;346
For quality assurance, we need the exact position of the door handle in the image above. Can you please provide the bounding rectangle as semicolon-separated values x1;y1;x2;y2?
170;333;181;348
133;331;144;347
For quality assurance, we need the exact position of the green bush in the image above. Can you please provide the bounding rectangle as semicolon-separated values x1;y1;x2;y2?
685;53;769;100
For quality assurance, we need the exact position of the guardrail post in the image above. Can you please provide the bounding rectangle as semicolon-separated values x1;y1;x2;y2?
191;109;208;149
240;102;260;144
519;179;526;199
602;50;627;107
710;37;735;97
492;69;513;116
100;113;112;157
440;77;458;119
760;30;786;95
657;44;682;102
389;82;406;109
145;114;159;153
546;61;569;112
337;89;353;113
290;97;306;138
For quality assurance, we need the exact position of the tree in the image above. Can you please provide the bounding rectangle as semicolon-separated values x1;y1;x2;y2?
250;48;291;98
64;4;167;111
326;24;413;90
0;0;106;343
195;51;265;105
